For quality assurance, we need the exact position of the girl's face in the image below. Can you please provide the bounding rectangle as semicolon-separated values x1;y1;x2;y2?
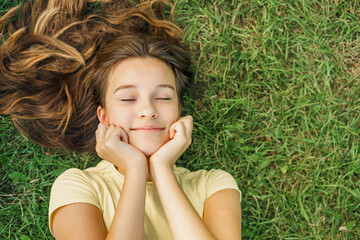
97;57;180;156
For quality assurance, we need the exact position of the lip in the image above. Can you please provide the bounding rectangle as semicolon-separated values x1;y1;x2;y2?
130;126;165;132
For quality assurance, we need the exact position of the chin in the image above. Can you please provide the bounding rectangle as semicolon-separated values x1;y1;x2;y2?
137;145;161;157
130;140;165;157
129;134;170;157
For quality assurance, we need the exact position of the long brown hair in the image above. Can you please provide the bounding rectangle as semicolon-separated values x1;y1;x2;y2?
0;0;191;152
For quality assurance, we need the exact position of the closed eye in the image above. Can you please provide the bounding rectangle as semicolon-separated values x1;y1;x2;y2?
156;98;171;100
121;99;137;102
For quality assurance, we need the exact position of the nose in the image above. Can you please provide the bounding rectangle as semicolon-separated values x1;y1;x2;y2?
137;99;157;119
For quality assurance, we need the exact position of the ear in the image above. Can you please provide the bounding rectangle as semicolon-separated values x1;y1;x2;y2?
97;106;109;125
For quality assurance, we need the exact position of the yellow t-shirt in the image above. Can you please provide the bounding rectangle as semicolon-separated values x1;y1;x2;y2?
49;160;241;239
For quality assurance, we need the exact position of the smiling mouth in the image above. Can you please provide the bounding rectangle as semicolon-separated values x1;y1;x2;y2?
130;127;165;132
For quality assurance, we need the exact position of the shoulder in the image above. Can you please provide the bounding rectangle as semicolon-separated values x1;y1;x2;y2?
49;160;121;235
53;160;117;184
52;160;111;187
174;166;241;201
53;167;90;184
174;166;236;184
50;167;98;211
49;160;117;214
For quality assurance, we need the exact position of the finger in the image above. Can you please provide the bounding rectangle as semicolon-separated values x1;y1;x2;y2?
172;120;186;140
105;125;127;144
186;116;193;137
178;115;192;124
95;123;108;156
96;123;107;144
117;126;129;143
169;121;177;139
108;124;129;143
104;124;115;141
178;116;193;138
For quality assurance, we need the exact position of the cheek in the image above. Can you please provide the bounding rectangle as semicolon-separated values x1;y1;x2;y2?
106;106;135;127
163;106;180;124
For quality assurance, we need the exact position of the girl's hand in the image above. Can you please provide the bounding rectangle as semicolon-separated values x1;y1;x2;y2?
149;116;193;170
95;123;149;178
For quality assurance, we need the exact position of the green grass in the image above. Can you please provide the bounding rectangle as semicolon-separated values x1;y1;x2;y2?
1;0;360;239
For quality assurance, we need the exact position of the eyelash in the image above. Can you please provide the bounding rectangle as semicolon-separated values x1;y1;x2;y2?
155;98;171;100
120;98;171;102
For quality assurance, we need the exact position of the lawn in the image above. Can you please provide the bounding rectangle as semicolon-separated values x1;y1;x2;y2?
1;0;359;239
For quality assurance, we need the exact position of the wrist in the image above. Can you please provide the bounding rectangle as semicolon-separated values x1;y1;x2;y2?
121;161;148;180
149;162;174;184
149;153;175;169
124;167;148;182
150;159;172;171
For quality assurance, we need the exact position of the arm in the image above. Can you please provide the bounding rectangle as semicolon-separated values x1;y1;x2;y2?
52;203;107;240
203;189;242;240
150;164;217;240
52;171;147;240
52;123;148;240
99;124;148;240
150;116;241;240
106;169;147;240
150;168;242;240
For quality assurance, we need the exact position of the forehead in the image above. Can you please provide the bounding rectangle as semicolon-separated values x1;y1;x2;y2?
107;57;176;90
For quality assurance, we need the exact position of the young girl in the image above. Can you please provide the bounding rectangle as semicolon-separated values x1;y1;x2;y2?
0;1;241;239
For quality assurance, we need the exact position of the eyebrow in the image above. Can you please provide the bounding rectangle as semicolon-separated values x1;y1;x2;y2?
113;84;135;93
114;84;175;93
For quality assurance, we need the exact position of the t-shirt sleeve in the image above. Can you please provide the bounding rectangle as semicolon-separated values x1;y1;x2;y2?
48;168;101;235
205;169;241;202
